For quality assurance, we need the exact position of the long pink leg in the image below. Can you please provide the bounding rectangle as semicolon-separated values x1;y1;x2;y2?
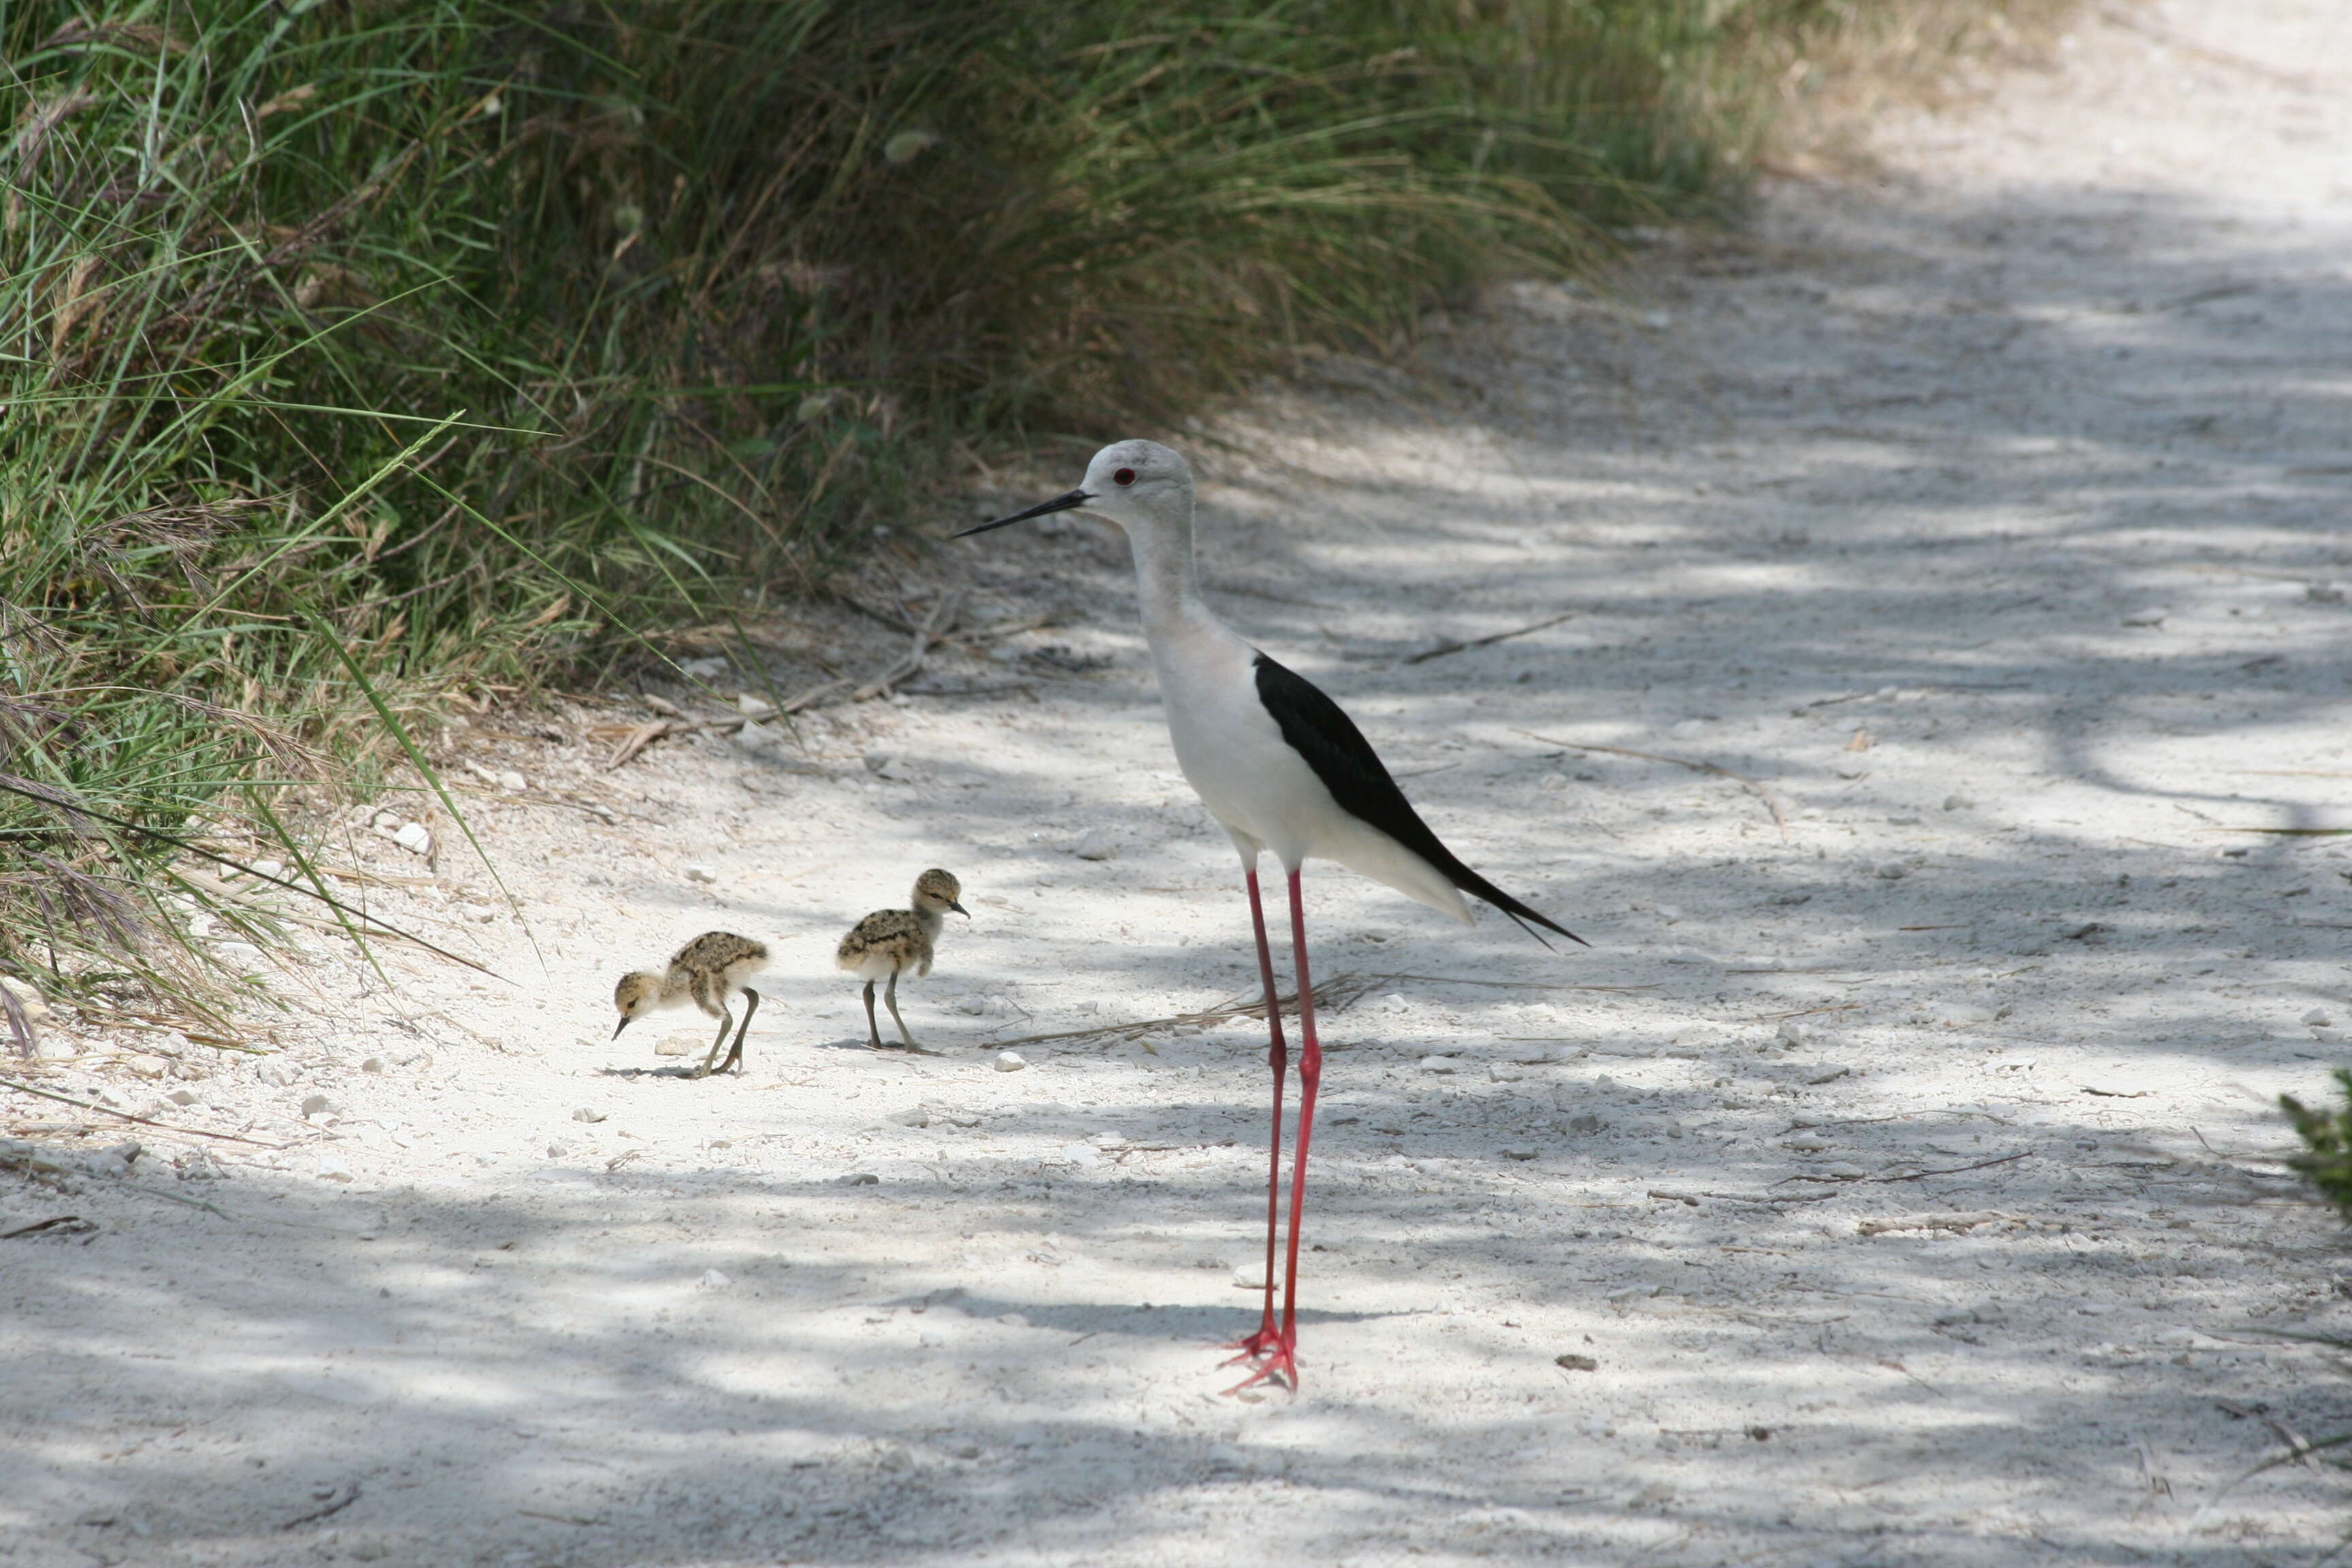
1222;866;1288;1364
1229;867;1322;1393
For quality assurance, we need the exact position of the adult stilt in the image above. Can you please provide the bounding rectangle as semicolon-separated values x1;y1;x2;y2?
957;440;1580;1390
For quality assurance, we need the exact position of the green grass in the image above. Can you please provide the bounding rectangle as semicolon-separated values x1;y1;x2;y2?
2282;1071;2352;1224
1;0;2038;1031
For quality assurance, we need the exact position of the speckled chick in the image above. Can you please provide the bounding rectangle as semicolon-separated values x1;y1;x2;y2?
834;869;966;1051
612;930;770;1077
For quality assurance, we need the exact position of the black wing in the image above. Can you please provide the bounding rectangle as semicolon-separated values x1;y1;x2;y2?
1252;652;1584;947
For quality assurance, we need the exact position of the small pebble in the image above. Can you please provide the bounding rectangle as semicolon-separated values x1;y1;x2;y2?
1556;1354;1599;1371
495;770;526;792
1875;862;1910;880
994;1051;1028;1073
166;1088;197;1106
1777;1019;1810;1046
2304;1009;2334;1028
572;1107;606;1124
836;1171;881;1186
1502;1147;1538;1161
1073;831;1118;862
698;1269;731;1289
1943;793;1975;811
360;1057;385;1074
1417;1056;1458;1074
299;1093;336;1117
683;865;717;885
391;822;432;855
885;1106;931;1127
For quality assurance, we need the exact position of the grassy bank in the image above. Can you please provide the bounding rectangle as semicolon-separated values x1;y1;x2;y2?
1;0;2043;1029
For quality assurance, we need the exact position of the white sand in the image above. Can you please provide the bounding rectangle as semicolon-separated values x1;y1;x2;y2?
6;3;2349;1563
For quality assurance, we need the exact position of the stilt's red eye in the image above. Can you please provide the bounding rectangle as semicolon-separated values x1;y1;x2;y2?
1113;468;1137;486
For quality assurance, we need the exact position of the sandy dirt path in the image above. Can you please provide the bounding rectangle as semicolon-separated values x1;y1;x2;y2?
7;3;2351;1564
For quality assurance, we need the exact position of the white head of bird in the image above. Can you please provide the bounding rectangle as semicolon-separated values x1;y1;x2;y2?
958;440;1203;619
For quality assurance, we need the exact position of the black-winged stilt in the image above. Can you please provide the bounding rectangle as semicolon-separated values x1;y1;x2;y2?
612;930;770;1078
836;868;968;1051
958;440;1579;1391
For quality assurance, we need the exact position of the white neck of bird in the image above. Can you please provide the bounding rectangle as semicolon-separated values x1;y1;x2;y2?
1125;510;1205;633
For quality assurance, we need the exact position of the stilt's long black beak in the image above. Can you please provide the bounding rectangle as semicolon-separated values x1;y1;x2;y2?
612;1017;630;1041
948;900;970;917
953;489;1092;538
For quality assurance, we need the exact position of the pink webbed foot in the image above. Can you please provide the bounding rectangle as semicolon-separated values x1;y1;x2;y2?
1220;1334;1299;1395
1220;1319;1281;1367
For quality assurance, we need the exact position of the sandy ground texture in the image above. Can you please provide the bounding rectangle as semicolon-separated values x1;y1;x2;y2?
7;3;2352;1565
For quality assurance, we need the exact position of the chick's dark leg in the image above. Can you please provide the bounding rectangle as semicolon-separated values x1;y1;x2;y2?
716;989;758;1075
883;969;920;1051
862;980;885;1050
693;1005;734;1079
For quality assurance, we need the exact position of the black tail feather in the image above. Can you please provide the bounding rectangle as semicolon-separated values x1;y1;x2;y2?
1451;862;1586;949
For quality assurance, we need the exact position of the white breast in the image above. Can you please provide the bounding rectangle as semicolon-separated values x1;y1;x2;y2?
1145;612;1470;921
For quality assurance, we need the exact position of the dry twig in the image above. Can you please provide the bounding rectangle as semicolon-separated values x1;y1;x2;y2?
986;970;1381;1051
0;1077;283;1147
1856;1210;2029;1236
606;589;964;768
1518;731;1792;841
1404;610;1575;665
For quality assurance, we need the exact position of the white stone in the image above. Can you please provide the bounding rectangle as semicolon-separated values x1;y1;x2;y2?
2303;1008;2333;1027
1073;831;1118;862
885;1106;931;1127
1777;1019;1810;1045
993;1051;1028;1073
1418;1056;1458;1074
653;1032;699;1057
392;822;432;855
572;1107;606;1124
697;1269;731;1290
683;865;717;885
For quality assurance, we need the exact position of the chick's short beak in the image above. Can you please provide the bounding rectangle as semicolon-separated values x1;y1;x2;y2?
949;900;970;918
612;1017;631;1040
953;488;1092;538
